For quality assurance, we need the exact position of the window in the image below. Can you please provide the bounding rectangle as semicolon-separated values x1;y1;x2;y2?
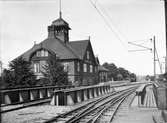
87;51;90;60
34;62;40;73
63;63;69;72
41;50;45;56
94;66;97;73
90;65;93;73
83;63;87;72
36;50;49;57
44;50;48;56
77;62;80;72
36;51;41;57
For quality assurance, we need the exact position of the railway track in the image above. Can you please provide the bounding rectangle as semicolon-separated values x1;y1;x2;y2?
0;98;51;113
45;86;138;123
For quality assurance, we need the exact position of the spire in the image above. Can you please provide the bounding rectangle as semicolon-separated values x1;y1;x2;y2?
59;0;62;18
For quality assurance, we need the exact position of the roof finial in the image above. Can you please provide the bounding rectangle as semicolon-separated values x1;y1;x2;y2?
34;41;36;45
59;0;62;18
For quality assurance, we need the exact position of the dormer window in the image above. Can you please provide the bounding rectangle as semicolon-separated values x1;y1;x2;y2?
45;50;48;56
36;51;41;57
36;49;48;57
41;50;45;56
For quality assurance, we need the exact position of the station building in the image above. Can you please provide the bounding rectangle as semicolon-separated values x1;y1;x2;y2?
19;13;98;86
98;65;109;82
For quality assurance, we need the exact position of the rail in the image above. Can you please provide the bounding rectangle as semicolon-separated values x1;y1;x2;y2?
45;86;138;123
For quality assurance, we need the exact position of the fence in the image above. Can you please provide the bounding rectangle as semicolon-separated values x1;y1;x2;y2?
1;85;74;105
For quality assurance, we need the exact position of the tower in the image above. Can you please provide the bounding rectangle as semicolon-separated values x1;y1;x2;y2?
47;0;71;43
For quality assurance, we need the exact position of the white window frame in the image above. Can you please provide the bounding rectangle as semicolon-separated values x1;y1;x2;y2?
83;63;87;72
41;50;45;57
90;65;93;73
63;62;69;72
44;50;48;56
77;62;80;72
36;50;49;57
34;62;40;73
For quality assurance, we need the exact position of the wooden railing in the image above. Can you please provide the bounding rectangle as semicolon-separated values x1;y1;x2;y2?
0;85;74;105
50;84;113;106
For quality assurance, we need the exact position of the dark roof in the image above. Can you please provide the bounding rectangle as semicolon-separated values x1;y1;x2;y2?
67;40;89;59
95;57;100;65
52;18;70;29
99;66;109;72
21;38;90;61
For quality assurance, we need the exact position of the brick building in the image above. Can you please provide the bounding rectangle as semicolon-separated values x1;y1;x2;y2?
19;13;98;86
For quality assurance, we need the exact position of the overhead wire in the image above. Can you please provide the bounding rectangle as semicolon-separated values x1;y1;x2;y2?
89;0;128;51
96;1;129;44
155;48;163;74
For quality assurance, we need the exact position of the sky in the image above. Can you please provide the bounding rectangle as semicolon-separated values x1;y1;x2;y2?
0;0;166;76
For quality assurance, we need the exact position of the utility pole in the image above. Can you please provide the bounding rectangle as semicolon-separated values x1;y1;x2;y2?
164;0;167;73
153;36;156;81
128;37;158;81
0;61;2;77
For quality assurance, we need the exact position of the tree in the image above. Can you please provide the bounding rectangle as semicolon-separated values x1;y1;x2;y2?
117;74;123;80
6;57;36;88
1;69;14;88
43;53;68;86
103;63;118;81
118;67;130;80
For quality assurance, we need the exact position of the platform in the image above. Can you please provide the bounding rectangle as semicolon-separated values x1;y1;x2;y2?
112;84;161;123
112;107;160;123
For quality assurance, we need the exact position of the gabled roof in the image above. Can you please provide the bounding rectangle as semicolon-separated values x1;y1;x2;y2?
21;38;79;61
67;40;89;59
20;38;90;61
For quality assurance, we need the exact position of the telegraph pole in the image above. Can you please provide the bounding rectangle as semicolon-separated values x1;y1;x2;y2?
153;36;156;81
128;37;158;81
164;0;167;73
0;61;1;73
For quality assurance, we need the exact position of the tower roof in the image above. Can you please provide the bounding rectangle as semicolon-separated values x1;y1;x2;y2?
52;17;71;29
